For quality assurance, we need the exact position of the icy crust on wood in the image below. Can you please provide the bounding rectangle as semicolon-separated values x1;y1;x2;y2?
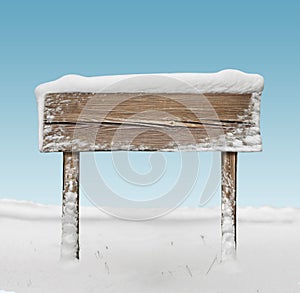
61;153;80;260
221;153;237;261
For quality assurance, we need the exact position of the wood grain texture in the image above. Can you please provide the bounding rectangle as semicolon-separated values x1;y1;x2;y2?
41;92;262;152
221;152;237;260
61;152;80;260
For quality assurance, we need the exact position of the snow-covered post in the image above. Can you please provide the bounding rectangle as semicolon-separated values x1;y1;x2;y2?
61;152;80;260
221;152;237;261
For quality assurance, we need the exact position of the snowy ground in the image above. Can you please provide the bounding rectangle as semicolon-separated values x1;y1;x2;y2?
0;200;299;293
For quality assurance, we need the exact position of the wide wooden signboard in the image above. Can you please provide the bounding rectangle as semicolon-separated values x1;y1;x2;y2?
41;92;261;152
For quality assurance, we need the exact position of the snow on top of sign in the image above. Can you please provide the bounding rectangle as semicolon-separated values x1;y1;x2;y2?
35;69;264;101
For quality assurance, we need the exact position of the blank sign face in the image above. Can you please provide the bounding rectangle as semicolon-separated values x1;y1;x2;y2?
40;92;262;153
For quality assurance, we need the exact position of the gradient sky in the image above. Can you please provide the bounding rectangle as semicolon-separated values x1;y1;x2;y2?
0;0;299;207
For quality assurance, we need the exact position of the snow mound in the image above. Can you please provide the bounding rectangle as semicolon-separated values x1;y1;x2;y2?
0;200;297;224
0;200;299;293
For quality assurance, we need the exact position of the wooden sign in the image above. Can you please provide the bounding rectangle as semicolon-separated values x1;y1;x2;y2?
36;70;264;261
41;92;261;152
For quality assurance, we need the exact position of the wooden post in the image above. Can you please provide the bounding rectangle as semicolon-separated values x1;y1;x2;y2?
61;152;80;260
221;152;237;261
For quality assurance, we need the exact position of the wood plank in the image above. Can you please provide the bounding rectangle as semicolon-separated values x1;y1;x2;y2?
221;152;237;261
61;152;80;260
41;92;262;152
42;122;258;152
44;93;253;124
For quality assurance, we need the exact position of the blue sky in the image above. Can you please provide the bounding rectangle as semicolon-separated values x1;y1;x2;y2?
0;0;299;207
